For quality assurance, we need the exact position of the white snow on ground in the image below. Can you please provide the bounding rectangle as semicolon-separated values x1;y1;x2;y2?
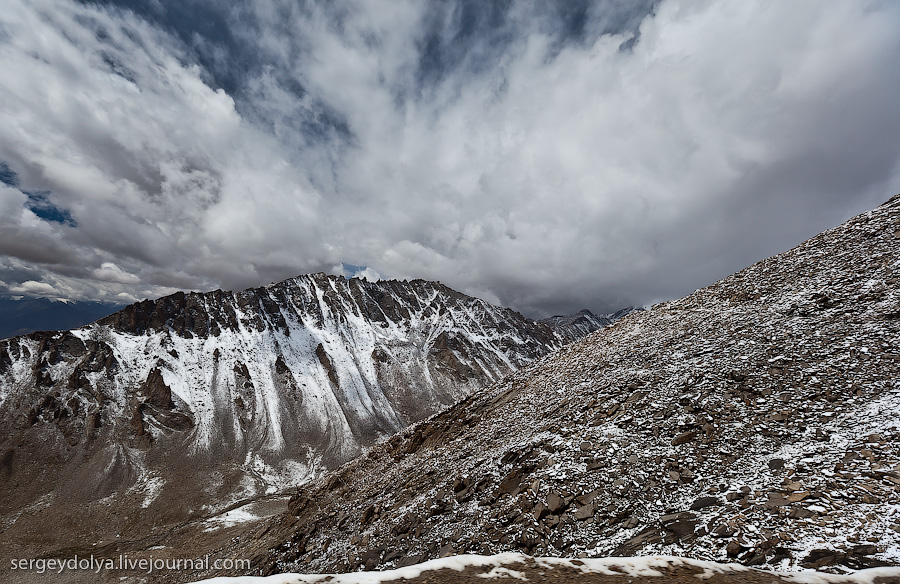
201;506;261;531
187;554;900;584
140;476;165;509
190;553;528;584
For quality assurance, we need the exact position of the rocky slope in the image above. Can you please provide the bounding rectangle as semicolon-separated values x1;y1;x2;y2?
203;194;900;579
540;308;640;342
0;274;560;566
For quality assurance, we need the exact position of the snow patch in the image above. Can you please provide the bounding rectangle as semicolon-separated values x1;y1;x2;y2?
190;553;529;583
187;555;900;584
201;506;261;531
141;476;165;509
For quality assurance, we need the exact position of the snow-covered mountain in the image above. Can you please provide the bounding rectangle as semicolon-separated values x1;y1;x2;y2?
540;307;641;342
0;273;560;561
202;195;900;579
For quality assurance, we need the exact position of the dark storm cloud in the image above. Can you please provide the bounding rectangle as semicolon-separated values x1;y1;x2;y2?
1;0;899;315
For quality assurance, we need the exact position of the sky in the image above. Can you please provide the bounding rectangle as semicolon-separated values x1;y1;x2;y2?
1;0;899;317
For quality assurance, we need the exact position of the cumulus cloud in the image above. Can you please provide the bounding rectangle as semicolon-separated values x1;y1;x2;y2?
6;280;62;298
353;267;382;283
0;0;899;315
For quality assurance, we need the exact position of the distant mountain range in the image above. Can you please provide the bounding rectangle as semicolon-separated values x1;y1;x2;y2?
0;296;122;339
539;307;641;342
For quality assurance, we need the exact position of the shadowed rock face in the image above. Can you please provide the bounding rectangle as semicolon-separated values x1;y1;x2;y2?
0;274;561;562
199;195;900;579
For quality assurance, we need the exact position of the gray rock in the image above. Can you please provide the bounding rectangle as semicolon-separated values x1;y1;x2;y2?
689;496;720;511
547;492;567;514
671;430;698;446
574;503;595;520
766;492;788;508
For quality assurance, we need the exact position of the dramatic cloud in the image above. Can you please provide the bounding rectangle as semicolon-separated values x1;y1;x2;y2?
1;0;899;315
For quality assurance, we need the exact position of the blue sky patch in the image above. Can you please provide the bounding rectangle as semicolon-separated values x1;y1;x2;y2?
25;191;77;227
0;162;19;187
